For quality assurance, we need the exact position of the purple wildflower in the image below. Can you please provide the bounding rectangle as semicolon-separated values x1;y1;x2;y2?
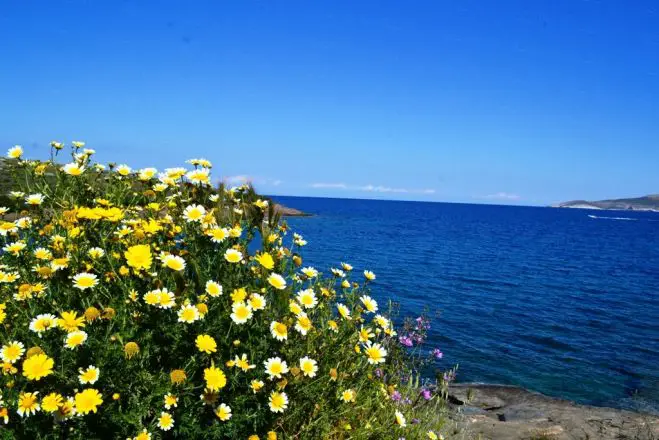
415;316;431;330
399;335;413;347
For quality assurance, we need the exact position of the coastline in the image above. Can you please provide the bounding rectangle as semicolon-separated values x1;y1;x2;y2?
553;204;659;212
449;383;659;439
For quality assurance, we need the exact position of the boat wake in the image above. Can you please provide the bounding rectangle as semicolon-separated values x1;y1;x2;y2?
587;214;637;221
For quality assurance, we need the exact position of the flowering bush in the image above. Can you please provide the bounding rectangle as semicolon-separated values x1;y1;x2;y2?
0;143;449;439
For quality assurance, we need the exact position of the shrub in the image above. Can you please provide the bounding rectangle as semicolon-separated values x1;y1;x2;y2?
0;143;449;439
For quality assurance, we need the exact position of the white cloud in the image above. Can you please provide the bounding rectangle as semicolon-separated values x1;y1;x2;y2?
310;183;434;195
311;182;349;189
224;175;282;186
224;175;251;184
359;185;408;193
481;192;521;201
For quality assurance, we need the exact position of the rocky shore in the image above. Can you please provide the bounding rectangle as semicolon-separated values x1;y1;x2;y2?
449;384;659;439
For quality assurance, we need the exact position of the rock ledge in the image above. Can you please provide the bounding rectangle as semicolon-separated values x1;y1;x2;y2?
450;384;659;439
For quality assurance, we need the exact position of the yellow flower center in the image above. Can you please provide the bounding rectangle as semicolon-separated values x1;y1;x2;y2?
167;259;184;270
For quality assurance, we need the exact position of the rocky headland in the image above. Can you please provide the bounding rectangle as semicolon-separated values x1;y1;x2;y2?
272;203;311;217
553;195;659;211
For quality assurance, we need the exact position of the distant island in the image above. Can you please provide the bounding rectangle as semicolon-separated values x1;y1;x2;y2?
553;194;659;211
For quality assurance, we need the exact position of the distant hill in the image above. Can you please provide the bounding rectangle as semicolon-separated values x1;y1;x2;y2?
553;194;659;211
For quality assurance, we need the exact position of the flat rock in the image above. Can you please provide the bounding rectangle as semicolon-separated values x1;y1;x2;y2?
450;384;659;439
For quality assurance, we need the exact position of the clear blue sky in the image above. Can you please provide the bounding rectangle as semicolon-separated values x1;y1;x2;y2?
1;1;658;205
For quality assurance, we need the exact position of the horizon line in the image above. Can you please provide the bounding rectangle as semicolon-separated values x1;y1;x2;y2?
265;193;543;208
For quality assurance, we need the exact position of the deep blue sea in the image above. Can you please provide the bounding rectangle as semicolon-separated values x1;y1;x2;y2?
272;195;659;413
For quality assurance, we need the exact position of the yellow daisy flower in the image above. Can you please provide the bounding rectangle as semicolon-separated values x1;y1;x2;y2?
7;145;23;159
231;287;247;303
267;273;287;290
124;244;152;271
177;304;200;323
79;365;100;384
250;379;265;393
58;311;86;332
183;204;206;223
296;289;318;309
205;280;223;297
186;168;210;185
364;342;387;365
0;341;25;364
25;194;45;206
206;227;228;243
264;357;288;380
203;364;227;391
359;327;374;343
360;295;378;313
62;163;85;176
143;290;161;306
133;429;152;440
195;335;217;354
41;393;64;412
248;293;266;311
72;272;99;290
270;321;288;341
17;392;40;417
294;313;313;336
75;389;103;414
301;266;318;278
224;248;243;263
22;353;54;381
341;389;356;403
268;391;288;413
337;303;351;320
164;393;178;409
233;353;255;372
215;403;232;421
115;164;131;176
161;254;186;271
65;331;88;349
289;301;303;316
255;252;274;269
299;356;318;378
157;411;174;431
157;289;176;309
230;302;252;324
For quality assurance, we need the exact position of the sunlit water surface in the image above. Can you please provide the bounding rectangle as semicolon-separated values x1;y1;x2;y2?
273;196;659;413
